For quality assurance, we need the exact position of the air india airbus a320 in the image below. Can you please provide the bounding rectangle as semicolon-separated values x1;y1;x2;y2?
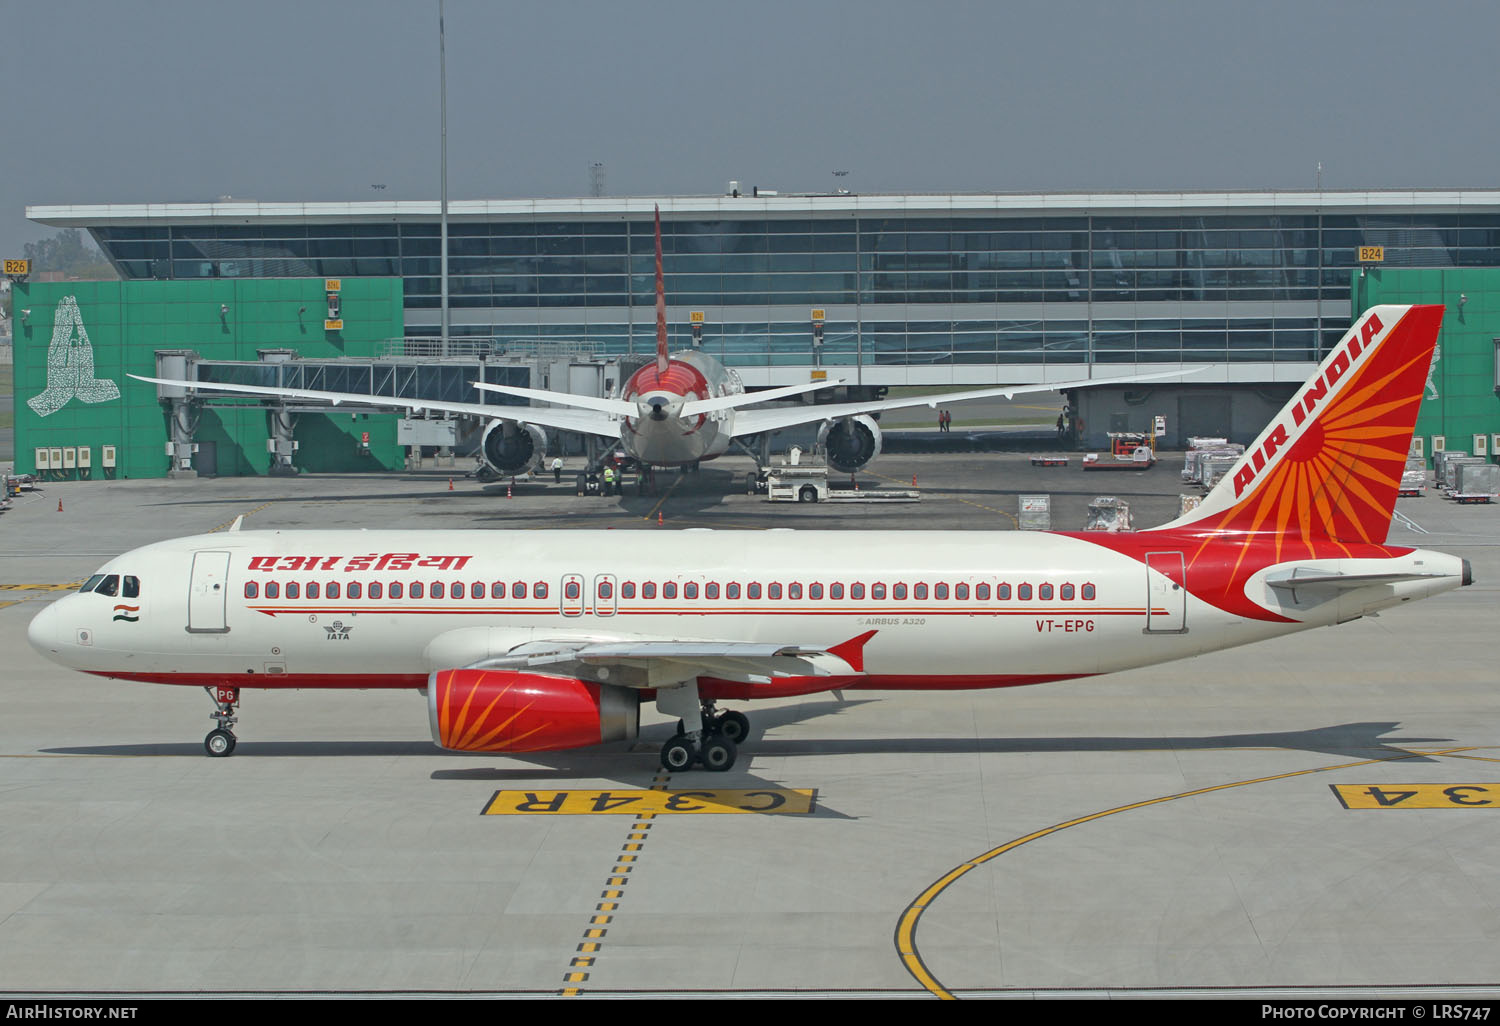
30;304;1468;770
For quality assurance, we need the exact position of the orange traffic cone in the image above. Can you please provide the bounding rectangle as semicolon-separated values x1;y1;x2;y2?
507;481;513;499
657;511;663;526
57;499;63;512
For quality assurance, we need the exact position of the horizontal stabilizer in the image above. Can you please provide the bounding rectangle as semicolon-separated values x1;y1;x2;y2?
469;381;638;417
680;379;845;418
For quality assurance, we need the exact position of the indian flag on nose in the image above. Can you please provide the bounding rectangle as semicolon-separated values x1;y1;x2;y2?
112;604;139;623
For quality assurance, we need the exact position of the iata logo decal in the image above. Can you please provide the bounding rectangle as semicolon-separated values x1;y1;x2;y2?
323;620;352;640
112;604;139;623
1232;310;1384;498
27;296;121;418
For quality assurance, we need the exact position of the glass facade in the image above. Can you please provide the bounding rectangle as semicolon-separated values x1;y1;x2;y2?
78;197;1500;372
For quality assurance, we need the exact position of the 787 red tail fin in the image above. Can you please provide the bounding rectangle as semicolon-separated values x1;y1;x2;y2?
1156;305;1444;544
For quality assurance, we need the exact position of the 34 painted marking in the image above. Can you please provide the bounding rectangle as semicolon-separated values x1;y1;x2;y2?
483;788;817;816
1331;784;1500;809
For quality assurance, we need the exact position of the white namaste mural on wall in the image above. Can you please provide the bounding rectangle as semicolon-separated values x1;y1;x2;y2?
1425;344;1441;401
26;295;120;417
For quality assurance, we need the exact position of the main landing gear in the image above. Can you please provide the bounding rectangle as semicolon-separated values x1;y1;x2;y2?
204;686;240;757
659;702;754;773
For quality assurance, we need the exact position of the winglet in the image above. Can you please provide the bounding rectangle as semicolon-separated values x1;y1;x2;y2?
827;630;877;673
655;205;669;376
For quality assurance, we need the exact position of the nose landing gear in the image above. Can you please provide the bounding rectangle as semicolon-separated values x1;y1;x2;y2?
203;686;240;757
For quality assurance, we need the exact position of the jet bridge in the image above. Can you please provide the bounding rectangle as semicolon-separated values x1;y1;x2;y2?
150;348;613;476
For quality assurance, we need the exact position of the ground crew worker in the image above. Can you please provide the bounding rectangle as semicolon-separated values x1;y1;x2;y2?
602;465;616;495
551;456;563;484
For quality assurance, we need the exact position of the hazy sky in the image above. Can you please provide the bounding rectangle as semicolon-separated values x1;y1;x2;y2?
4;0;1498;256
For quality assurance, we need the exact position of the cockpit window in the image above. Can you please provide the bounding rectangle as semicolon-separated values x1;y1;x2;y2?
96;575;120;597
123;576;140;599
79;574;105;593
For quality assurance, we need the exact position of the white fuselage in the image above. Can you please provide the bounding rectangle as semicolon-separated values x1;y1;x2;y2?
26;529;1466;695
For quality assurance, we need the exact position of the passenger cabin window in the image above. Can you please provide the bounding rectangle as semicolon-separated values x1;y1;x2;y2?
705;583;719;599
748;583;762;600
309;582;321;599
514;583;527;599
266;582;280;599
935;583;949;600
385;582;397;599
1039;583;1053;600
287;582;301;599
244;582;259;599
535;582;548;599
810;583;823;600
566;581;581;600
600;581;614;599
914;583;928;600
327;582;341;599
955;583;969;600
431;582;444;599
726;583;740;600
1017;584;1032;601
491;582;505;599
451;580;464;598
871;583;886;600
997;583;1011;600
663;582;677;599
851;583;865;600
788;583;802;600
409;582;422;599
1060;584;1075;601
684;583;699;599
830;583;844;600
623;582;636;599
768;583;782;600
893;583;908;600
347;582;362;599
1082;583;1096;600
367;582;381;600
976;583;990;600
471;582;484;599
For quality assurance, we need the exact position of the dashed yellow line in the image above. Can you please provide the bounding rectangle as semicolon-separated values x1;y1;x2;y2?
640;476;685;522
895;745;1481;999
558;769;669;996
0;582;84;592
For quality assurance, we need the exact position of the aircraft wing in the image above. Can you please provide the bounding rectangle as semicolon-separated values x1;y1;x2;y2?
128;374;623;440
728;366;1208;437
471;630;876;688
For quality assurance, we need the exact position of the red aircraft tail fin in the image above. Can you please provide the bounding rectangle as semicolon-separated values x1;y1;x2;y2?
655;205;670;376
1159;304;1444;544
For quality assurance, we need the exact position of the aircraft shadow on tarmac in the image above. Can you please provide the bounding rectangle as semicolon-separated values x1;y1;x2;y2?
40;717;1451;773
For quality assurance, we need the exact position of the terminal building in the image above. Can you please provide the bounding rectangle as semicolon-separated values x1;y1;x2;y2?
15;189;1500;478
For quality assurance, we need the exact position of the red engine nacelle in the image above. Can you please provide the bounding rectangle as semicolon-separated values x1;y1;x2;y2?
427;669;639;753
